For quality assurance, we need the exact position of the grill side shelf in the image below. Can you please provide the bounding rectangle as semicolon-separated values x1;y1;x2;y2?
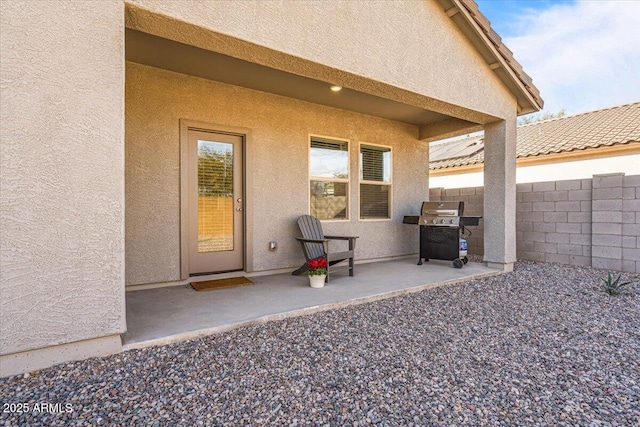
402;216;420;224
460;216;482;227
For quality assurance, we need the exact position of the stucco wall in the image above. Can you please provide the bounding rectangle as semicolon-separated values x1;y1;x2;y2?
0;1;125;355
126;0;515;122
430;154;640;188
126;62;427;285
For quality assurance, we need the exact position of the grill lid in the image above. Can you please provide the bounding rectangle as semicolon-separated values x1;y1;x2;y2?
421;201;464;217
419;201;464;226
403;201;480;227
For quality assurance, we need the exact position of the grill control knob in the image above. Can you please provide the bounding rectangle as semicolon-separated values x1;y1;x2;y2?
432;219;437;224
439;219;445;224
449;219;454;224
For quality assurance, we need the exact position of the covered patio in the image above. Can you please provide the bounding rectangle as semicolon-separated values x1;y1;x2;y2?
1;1;545;377
123;258;499;349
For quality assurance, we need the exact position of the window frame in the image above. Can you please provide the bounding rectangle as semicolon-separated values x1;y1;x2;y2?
358;141;393;221
308;134;351;221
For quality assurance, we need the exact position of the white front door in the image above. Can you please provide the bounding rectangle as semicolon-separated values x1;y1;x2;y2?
187;129;244;274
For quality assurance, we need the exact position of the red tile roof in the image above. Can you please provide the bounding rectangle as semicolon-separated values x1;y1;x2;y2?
430;102;640;170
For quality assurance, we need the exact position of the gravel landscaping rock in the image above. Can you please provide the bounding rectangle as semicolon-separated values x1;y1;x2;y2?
1;261;639;426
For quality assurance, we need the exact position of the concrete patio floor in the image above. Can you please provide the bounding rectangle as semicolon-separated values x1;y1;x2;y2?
122;257;500;350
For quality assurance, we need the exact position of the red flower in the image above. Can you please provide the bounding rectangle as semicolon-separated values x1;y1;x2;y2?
308;257;328;276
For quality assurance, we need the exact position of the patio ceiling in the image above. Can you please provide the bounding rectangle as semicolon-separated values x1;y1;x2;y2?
126;29;456;128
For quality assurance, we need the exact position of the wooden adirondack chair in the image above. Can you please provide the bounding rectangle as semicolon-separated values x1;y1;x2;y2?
293;215;358;282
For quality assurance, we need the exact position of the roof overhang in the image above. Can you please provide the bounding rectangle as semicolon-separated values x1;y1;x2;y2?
125;2;540;141
125;28;455;128
436;0;544;115
124;3;507;140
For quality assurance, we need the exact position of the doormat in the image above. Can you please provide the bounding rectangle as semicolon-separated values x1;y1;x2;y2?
191;276;254;291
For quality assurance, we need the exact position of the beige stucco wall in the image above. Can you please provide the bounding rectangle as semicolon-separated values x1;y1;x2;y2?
0;0;524;373
126;0;516;122
126;62;428;285
0;1;126;355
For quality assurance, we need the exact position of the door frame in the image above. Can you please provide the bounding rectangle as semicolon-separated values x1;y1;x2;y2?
179;119;253;280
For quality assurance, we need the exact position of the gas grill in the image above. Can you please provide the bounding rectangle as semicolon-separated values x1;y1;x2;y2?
403;201;481;268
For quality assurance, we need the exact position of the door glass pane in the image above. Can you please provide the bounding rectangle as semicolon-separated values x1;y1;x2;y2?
198;140;233;253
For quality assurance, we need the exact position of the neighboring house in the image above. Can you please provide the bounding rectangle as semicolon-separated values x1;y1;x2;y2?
0;0;542;376
430;102;640;188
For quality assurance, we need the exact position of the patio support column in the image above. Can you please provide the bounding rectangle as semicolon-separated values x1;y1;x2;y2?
483;116;517;272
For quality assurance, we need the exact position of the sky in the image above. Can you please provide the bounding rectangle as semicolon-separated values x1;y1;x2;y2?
474;0;640;116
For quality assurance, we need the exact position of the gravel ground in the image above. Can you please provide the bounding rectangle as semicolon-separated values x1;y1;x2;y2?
1;261;639;426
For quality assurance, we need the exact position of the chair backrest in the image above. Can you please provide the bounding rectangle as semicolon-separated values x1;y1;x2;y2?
297;215;325;260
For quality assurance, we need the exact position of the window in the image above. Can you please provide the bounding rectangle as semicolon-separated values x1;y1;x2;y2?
360;143;392;219
309;136;349;220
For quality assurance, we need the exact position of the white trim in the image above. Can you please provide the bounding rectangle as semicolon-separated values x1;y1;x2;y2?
358;141;393;220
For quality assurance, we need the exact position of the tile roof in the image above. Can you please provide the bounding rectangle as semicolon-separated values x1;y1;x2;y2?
430;102;640;170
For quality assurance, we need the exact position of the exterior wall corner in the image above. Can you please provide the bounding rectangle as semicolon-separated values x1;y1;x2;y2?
0;1;126;356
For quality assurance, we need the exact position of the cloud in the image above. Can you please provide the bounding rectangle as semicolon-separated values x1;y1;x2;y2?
503;1;640;114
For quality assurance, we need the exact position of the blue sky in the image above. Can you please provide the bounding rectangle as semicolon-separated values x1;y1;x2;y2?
475;0;640;116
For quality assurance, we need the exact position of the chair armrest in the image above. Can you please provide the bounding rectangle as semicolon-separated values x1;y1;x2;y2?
325;235;357;251
295;237;329;243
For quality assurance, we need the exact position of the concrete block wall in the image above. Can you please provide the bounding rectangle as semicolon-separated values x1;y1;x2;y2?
623;175;640;273
431;173;640;273
515;178;593;266
592;173;640;273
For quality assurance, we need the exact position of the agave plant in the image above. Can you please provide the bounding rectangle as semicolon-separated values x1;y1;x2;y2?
601;272;632;296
